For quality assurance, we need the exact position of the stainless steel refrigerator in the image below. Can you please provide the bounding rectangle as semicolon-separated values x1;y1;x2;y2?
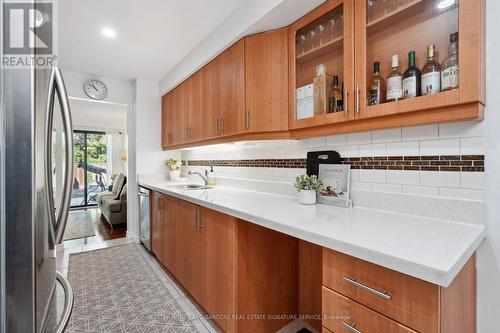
1;1;74;331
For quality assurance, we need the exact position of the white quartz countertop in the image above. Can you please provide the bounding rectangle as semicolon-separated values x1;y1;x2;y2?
139;181;486;287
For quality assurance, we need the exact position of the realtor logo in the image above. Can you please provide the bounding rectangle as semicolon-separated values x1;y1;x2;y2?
2;1;57;68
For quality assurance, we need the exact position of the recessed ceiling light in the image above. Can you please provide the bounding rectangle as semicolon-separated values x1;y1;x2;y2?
101;27;116;38
437;0;455;9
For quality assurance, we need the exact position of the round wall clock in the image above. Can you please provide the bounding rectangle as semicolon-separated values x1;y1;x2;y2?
84;80;108;100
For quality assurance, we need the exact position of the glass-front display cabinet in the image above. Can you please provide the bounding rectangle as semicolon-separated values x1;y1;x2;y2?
289;0;484;134
289;0;355;130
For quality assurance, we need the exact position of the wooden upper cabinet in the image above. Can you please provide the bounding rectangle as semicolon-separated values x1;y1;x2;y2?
289;0;355;130
161;94;171;147
203;58;222;138
162;0;484;148
220;39;245;136
187;70;204;141
354;0;484;121
245;28;289;133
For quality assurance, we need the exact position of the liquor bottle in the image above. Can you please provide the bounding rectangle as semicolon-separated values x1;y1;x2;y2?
386;55;403;102
441;32;459;91
402;51;421;99
329;75;343;112
368;61;385;105
421;44;441;95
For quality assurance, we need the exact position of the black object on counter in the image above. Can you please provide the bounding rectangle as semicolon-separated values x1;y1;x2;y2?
306;150;342;176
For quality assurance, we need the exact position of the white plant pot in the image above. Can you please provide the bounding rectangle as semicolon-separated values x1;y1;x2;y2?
299;190;317;205
169;169;181;181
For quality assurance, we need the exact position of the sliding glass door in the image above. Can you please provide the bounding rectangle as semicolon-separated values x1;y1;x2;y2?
70;130;108;207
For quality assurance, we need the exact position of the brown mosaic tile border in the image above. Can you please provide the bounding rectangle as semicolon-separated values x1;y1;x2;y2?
187;155;484;172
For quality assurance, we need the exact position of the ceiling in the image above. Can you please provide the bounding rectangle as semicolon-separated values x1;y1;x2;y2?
59;0;245;81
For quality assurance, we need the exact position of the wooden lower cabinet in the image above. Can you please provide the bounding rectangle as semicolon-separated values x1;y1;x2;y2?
322;249;476;333
236;221;298;333
322;287;417;333
150;192;476;333
200;208;237;333
299;240;323;332
150;191;162;260
175;200;204;302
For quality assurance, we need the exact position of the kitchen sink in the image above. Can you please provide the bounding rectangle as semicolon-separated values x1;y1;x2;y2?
171;184;213;190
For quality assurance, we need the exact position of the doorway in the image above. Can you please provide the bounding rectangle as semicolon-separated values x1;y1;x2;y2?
70;130;108;208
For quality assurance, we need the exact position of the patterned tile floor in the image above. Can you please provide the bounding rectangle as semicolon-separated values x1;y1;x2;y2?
56;229;315;332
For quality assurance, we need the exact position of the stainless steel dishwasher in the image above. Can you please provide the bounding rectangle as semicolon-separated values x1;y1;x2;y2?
139;186;151;251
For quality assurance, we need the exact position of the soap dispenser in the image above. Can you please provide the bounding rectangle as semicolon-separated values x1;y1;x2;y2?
207;166;216;186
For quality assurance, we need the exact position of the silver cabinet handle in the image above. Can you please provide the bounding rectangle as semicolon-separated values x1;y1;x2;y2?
342;322;363;333
343;276;391;300
55;271;74;333
216;116;220;134
195;208;201;230
45;67;74;245
355;85;360;113
166;132;170;145
245;109;250;130
219;117;224;134
344;88;349;113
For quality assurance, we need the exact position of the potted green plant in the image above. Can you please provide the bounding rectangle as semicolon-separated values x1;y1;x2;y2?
294;174;323;205
165;158;182;181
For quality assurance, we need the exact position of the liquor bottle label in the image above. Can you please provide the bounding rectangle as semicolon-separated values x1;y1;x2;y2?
368;88;379;105
441;65;459;90
403;76;417;98
421;72;441;95
387;76;402;100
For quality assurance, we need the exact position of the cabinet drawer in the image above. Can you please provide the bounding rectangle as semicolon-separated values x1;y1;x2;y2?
323;249;439;333
322;286;416;333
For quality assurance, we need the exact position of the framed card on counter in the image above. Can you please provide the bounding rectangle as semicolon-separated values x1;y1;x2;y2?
318;164;351;207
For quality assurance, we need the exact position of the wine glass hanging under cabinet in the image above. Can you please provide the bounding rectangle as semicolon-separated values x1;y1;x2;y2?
290;0;355;130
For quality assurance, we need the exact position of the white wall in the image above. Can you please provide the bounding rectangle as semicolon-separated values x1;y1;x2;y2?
127;78;180;239
158;0;324;95
62;69;133;105
69;98;127;132
477;1;500;331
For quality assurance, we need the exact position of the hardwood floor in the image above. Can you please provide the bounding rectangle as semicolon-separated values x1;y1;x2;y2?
64;207;126;247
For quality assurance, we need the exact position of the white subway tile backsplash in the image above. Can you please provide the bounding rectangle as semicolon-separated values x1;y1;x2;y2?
386;170;420;185
439;121;485;138
419;138;460;156
307;136;326;147
372;183;402;193
386;141;419;156
371;128;402;143
359;143;386;157
337;145;359;158
402;185;439;197
460;137;485;155
326;134;347;146
420;171;461;188
351;182;373;191
359;169;386;183
402;124;439;141
461;172;485;190
347;132;371;145
439;188;485;201
350;169;360;182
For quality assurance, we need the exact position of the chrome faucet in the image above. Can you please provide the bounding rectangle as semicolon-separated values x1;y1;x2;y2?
188;169;208;186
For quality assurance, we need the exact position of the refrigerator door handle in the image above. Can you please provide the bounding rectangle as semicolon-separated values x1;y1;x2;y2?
55;271;74;333
45;67;74;245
